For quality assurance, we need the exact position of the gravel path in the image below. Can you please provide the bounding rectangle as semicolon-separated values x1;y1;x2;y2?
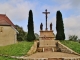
27;52;80;58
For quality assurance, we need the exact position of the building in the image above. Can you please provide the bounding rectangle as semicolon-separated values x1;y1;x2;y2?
0;14;18;46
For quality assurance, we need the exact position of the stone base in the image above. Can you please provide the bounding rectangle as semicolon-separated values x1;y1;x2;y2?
39;40;57;48
39;30;55;40
39;30;56;52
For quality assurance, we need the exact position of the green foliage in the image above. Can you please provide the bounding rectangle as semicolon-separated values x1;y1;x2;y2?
0;41;33;56
15;25;27;41
56;10;65;40
35;33;39;40
69;35;78;41
0;56;17;60
61;40;80;54
24;32;28;40
78;39;80;43
27;10;35;41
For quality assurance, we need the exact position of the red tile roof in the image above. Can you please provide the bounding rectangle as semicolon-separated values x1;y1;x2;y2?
0;14;15;28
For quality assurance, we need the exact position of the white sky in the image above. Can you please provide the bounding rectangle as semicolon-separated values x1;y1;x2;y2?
0;0;80;39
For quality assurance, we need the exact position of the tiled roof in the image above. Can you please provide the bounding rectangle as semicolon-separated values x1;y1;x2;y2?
0;14;15;28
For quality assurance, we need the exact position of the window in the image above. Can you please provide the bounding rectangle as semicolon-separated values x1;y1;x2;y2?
0;27;3;32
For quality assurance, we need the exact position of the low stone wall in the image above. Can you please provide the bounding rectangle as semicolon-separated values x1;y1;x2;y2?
27;41;37;56
17;57;80;60
64;58;80;60
57;41;80;55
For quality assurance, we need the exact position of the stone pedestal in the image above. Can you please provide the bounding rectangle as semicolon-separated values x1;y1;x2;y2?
39;30;56;48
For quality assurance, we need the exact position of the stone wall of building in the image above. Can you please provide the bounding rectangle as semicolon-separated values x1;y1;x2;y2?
0;26;17;46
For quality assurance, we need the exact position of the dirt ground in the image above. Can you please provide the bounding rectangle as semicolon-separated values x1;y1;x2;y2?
27;52;80;58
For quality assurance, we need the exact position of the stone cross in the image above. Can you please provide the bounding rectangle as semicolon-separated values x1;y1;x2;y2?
42;9;50;30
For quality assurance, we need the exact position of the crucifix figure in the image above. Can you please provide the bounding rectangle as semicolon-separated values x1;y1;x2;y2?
42;9;50;30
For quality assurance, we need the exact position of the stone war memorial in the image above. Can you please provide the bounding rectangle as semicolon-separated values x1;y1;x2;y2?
27;9;80;60
39;9;56;51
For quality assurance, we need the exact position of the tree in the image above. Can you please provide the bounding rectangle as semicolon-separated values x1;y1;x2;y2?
69;35;78;41
15;25;27;41
56;10;65;40
27;10;35;41
24;32;28;41
35;33;39;40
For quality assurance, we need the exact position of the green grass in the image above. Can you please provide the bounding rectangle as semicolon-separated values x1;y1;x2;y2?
0;41;33;56
60;40;80;54
0;56;17;60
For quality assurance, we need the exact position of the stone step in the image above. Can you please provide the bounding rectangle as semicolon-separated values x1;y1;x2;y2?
37;47;59;52
37;47;43;52
44;47;53;52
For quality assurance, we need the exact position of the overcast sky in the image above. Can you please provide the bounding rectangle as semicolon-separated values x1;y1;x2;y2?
0;0;80;39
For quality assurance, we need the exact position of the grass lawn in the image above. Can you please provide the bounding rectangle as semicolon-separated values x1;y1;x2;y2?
0;41;33;56
60;40;80;54
0;56;17;60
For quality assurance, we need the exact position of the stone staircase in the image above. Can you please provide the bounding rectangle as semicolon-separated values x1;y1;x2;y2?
35;40;80;60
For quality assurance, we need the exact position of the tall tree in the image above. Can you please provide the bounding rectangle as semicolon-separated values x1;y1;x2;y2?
27;10;35;41
56;10;65;40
